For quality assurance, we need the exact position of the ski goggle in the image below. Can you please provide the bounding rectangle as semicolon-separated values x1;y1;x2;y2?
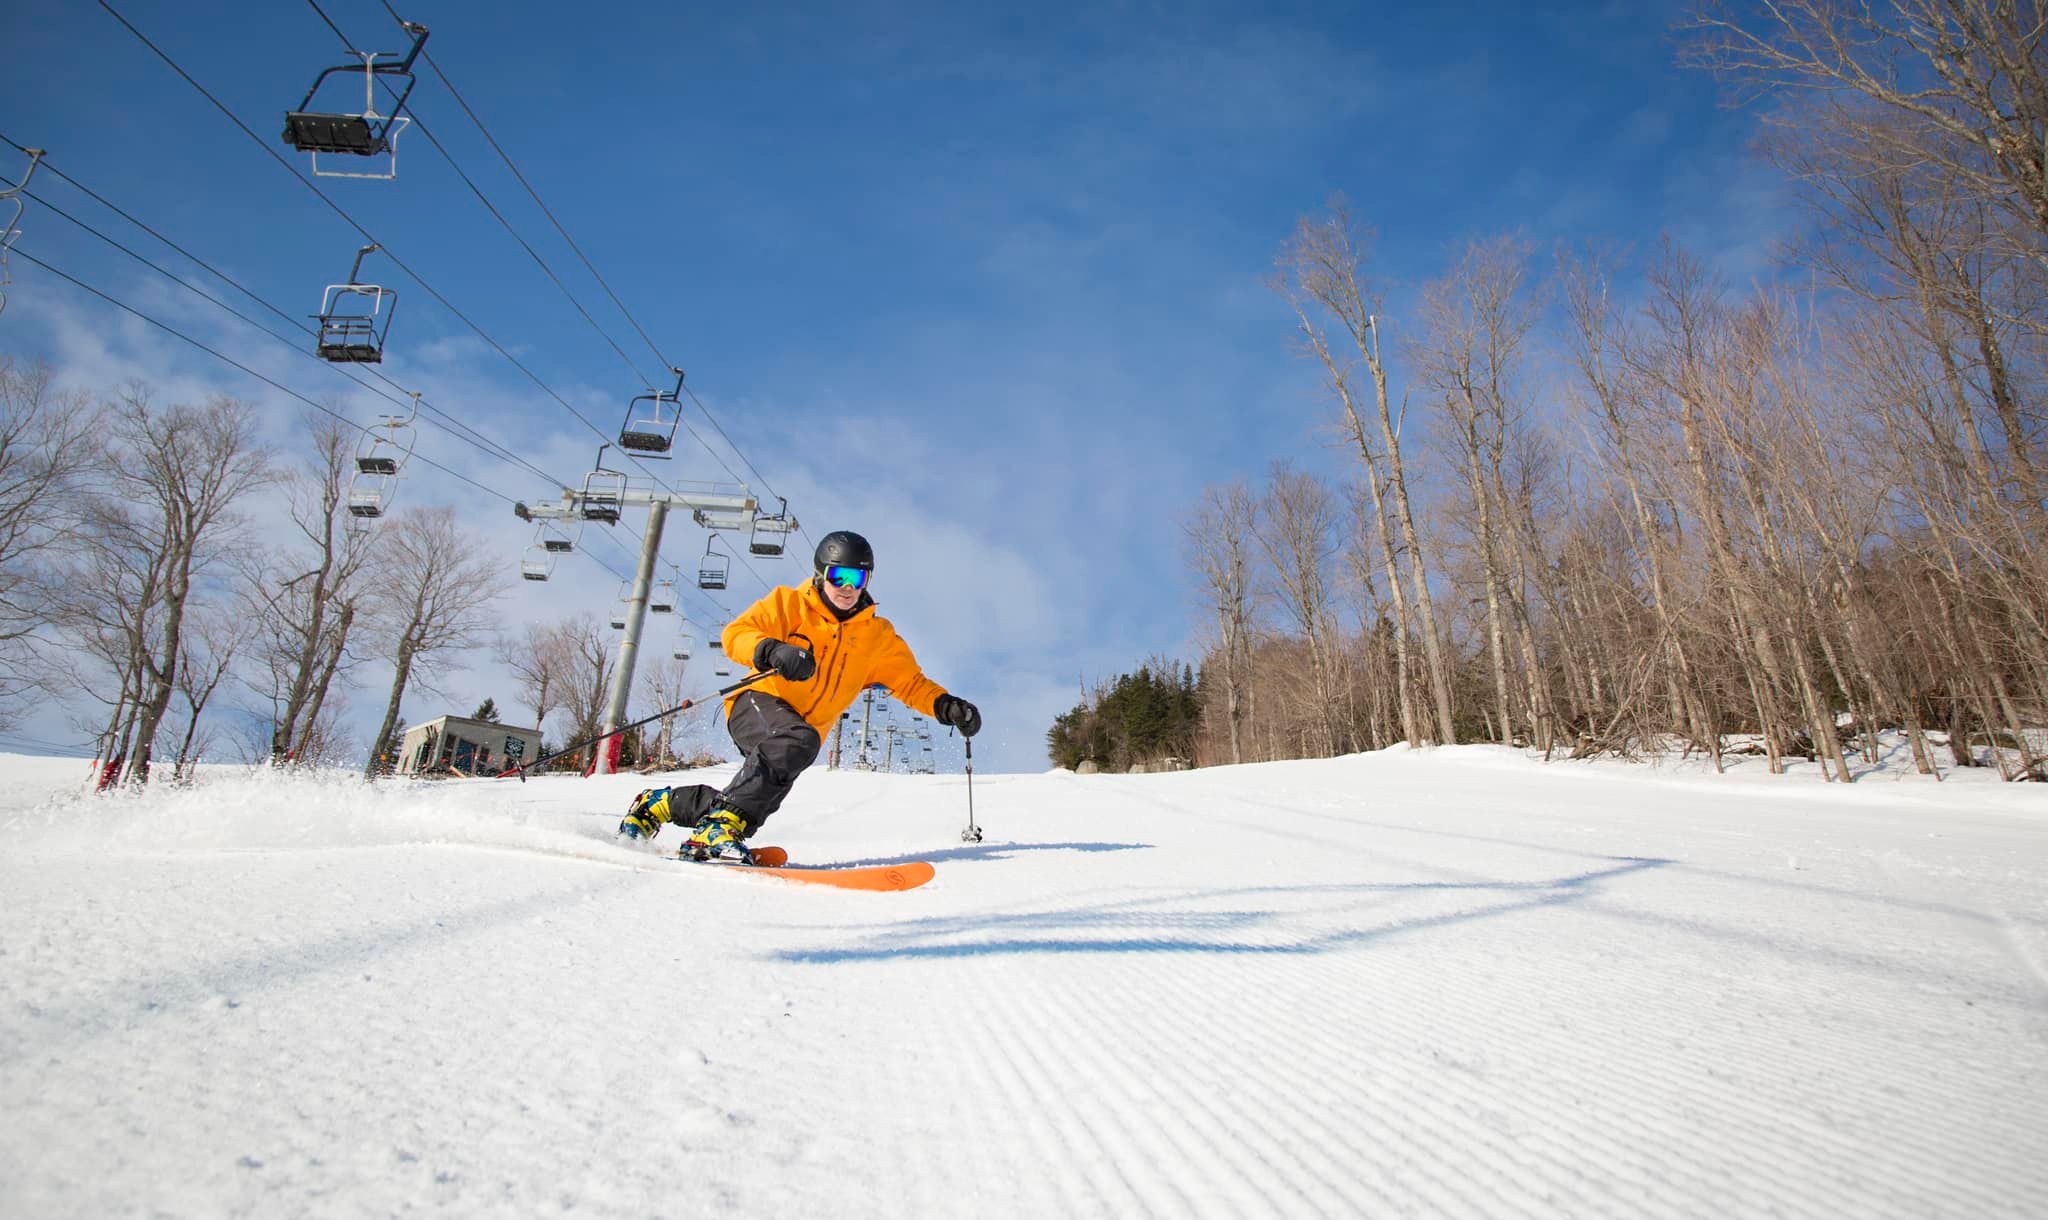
822;564;870;590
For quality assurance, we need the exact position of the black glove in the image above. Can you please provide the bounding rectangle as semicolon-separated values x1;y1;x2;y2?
752;638;816;681
933;693;982;738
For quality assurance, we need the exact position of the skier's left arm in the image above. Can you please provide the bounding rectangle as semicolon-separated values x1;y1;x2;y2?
872;627;979;736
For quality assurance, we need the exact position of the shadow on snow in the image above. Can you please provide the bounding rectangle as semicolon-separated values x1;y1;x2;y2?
775;856;1671;963
821;840;1153;869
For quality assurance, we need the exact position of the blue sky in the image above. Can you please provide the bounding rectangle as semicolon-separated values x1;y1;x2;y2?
0;0;1792;771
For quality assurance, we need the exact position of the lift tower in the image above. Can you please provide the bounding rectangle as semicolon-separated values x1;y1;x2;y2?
514;483;755;775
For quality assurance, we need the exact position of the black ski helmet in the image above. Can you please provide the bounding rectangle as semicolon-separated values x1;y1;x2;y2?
813;530;875;580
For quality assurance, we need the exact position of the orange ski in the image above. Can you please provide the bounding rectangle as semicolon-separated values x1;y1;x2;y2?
680;847;935;891
742;860;935;891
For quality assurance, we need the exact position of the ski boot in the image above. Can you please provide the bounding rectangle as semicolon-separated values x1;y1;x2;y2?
618;788;673;841
682;807;750;863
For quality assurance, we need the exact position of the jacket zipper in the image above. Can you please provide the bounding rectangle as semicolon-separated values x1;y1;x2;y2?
798;620;849;722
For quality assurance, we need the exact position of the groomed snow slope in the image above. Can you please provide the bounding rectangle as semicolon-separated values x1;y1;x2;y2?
2;748;2043;1219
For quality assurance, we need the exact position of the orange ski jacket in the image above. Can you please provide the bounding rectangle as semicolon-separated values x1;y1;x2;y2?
720;581;949;736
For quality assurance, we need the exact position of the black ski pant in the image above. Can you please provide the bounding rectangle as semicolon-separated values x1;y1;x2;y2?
671;690;821;837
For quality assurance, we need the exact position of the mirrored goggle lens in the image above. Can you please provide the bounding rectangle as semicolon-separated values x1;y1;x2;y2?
824;564;870;590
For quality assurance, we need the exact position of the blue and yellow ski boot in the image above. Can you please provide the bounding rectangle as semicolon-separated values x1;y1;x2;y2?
618;788;673;841
682;807;750;863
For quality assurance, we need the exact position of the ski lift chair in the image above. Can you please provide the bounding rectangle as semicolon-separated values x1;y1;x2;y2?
282;22;430;179
649;580;676;614
315;245;396;363
356;392;419;475
697;537;729;591
347;469;390;517
749;499;794;556
520;544;552;581
674;631;694;662
580;460;627;524
618;368;685;456
522;515;579;555
609;581;636;630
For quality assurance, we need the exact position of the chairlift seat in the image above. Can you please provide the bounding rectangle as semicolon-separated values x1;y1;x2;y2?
697;567;727;591
316;278;392;363
318;318;385;363
284;113;386;156
283;25;428;177
748;505;793;556
618;427;673;454
618;370;685;458
347;491;383;518
357;454;399;475
542;538;574;553
580;469;627;523
610;613;626;630
521;562;549;582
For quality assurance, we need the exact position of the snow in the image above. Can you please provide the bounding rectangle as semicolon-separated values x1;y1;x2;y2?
2;747;2043;1218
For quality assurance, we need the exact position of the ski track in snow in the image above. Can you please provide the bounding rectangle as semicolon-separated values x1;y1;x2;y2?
0;747;2043;1218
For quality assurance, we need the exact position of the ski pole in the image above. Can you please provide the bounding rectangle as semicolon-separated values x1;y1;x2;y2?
960;735;981;842
498;670;772;781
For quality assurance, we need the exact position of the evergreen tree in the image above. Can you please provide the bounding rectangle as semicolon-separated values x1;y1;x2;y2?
1044;660;1202;771
472;697;501;723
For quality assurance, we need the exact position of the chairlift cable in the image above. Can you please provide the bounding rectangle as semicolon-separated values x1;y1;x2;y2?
5;159;647;594
99;1;696;520
377;0;671;375
0;141;570;493
321;3;779;515
12;248;516;510
97;2;804;597
677;380;792;512
17;245;648;591
302;0;354;50
368;0;804;533
96;0;658;493
308;0;654;391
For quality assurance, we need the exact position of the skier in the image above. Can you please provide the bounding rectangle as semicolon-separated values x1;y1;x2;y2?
618;529;982;860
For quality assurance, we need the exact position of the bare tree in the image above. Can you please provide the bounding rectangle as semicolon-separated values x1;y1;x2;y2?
0;358;99;723
1279;202;1458;743
497;617;577;734
69;389;272;785
1683;0;2048;260
1183;481;1258;764
636;650;693;767
247;415;379;764
1254;461;1343;758
552;614;616;769
1413;235;1552;748
1558;246;1721;760
363;507;506;777
169;607;245;780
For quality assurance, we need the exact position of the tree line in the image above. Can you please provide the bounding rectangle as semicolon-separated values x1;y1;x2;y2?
1166;2;2045;781
0;371;514;782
